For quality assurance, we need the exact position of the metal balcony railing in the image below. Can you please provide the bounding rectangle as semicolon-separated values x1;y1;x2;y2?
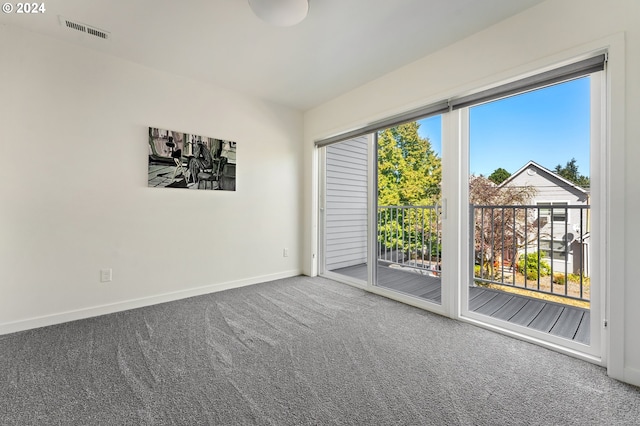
472;204;590;302
377;205;442;276
376;204;591;302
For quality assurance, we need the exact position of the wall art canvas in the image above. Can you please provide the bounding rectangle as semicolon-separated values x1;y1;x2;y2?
148;127;237;191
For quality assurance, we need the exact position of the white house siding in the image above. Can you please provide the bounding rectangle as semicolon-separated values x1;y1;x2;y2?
325;136;369;271
506;165;588;202
504;163;589;275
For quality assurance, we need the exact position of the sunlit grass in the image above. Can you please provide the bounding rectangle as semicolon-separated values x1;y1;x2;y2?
479;282;590;309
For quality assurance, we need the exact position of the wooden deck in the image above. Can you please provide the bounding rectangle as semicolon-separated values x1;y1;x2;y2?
333;263;442;303
330;263;590;345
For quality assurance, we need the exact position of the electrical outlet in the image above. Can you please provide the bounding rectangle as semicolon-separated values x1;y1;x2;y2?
100;268;112;283
283;248;289;257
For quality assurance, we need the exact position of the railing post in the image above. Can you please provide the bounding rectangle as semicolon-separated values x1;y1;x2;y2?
550;207;554;294
536;207;541;292
480;207;485;280
564;205;569;296
512;206;517;286
421;207;424;270
524;206;528;289
470;204;476;287
579;206;584;299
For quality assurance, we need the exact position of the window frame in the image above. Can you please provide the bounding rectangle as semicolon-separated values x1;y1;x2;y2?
537;201;569;223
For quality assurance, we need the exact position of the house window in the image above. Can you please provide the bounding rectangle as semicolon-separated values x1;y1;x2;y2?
540;239;568;260
538;202;568;222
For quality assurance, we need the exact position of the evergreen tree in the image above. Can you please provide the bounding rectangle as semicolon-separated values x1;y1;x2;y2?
377;122;441;206
554;158;590;189
377;122;442;257
488;167;511;185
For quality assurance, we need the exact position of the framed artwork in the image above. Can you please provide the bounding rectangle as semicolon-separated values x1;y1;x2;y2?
147;127;236;191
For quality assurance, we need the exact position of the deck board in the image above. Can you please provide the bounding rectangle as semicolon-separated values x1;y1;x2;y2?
529;304;564;332
419;288;442;300
550;307;585;340
574;311;591;345
468;286;484;299
474;293;514;316
383;274;418;289
417;282;441;297
491;297;530;321
329;262;590;345
469;290;500;311
331;264;368;281
384;277;431;293
509;299;546;327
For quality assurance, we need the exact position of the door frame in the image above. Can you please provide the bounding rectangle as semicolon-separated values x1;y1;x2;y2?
314;36;625;373
456;66;606;365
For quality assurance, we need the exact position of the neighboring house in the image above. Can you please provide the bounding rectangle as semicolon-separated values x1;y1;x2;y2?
500;161;590;276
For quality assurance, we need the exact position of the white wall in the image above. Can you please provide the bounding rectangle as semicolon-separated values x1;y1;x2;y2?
0;24;303;332
303;0;639;386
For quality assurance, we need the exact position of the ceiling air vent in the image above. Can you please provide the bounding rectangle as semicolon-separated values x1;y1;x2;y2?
59;16;110;41
86;27;108;39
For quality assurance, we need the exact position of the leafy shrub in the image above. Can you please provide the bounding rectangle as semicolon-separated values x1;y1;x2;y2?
517;252;551;279
526;269;539;281
567;273;590;284
553;274;566;285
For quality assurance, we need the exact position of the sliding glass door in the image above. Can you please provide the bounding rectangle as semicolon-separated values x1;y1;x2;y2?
375;117;443;305
319;117;445;307
318;54;605;361
462;74;602;356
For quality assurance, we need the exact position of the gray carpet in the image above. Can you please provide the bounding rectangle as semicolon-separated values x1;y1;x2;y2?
0;276;638;425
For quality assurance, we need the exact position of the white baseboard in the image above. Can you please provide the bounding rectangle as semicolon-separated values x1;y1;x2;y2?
623;366;640;388
0;269;302;336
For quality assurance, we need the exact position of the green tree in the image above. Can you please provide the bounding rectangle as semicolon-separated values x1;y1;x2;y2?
488;167;511;185
377;122;442;258
554;158;590;189
377;122;441;206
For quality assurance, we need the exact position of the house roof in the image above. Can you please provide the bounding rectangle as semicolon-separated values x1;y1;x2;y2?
498;160;589;195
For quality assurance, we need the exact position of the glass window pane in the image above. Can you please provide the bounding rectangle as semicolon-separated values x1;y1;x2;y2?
323;136;369;282
376;117;442;304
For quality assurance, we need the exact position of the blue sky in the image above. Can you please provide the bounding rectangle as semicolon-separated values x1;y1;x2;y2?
417;76;591;177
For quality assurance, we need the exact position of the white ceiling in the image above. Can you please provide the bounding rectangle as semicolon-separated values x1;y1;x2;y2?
0;0;545;111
